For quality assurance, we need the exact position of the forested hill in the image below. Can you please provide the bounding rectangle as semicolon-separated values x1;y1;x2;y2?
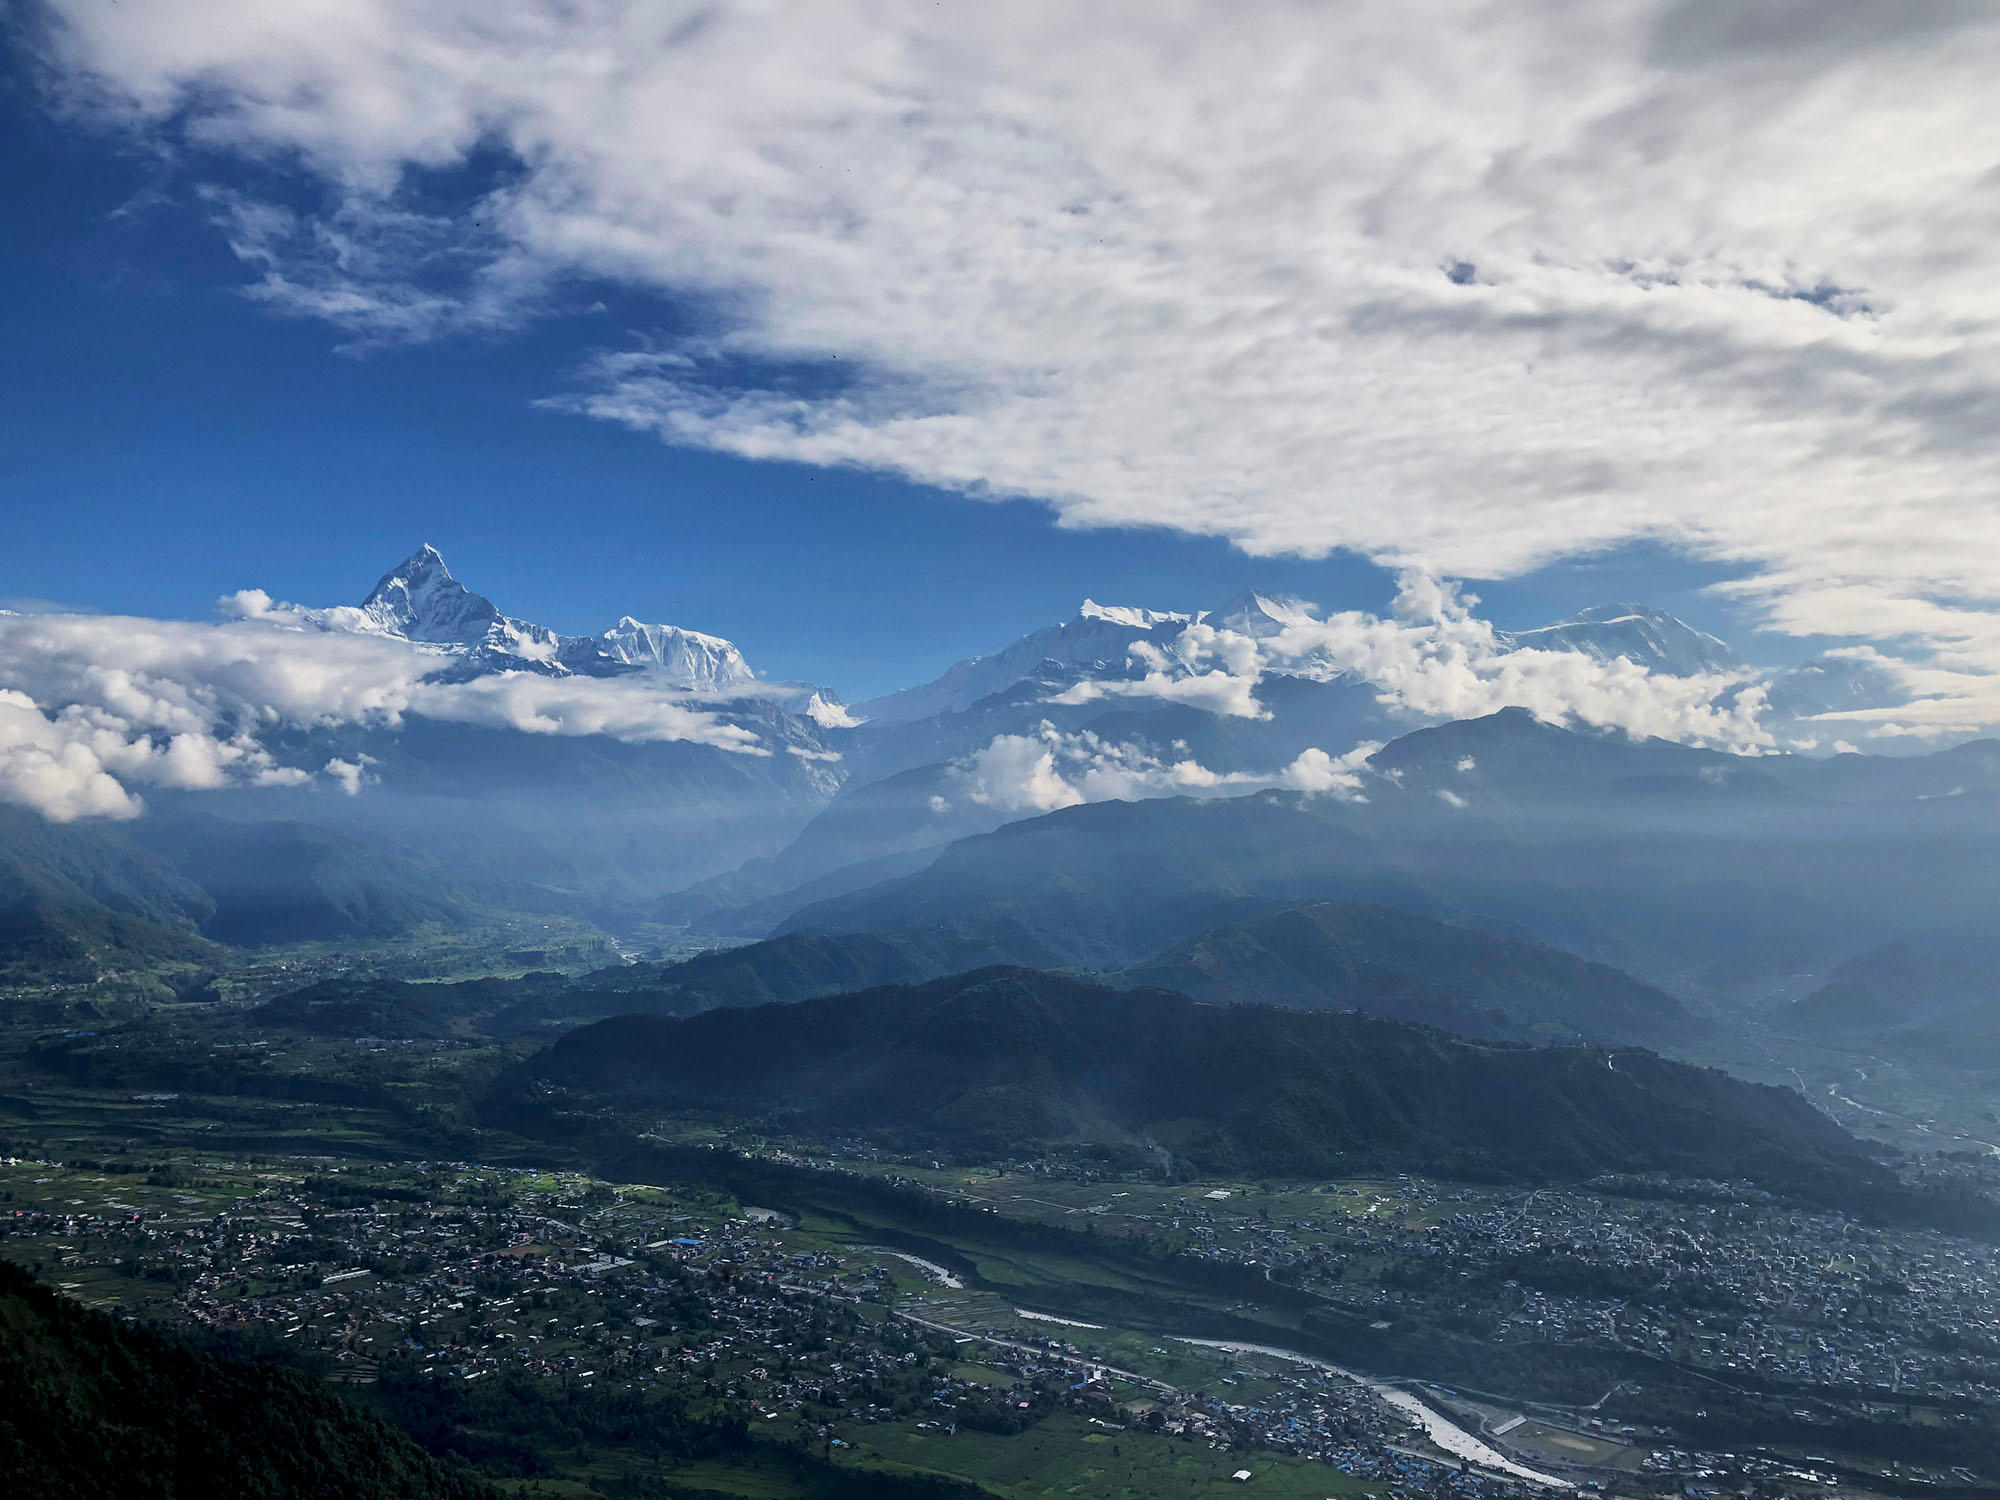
500;968;1881;1198
1112;901;1699;1045
546;901;1701;1048
0;1259;496;1500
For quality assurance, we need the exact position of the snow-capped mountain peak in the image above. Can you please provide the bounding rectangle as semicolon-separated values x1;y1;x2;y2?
308;546;810;700
802;691;862;728
1498;603;1742;678
1077;599;1194;630
1766;652;1909;719
358;544;501;645
596;617;758;691
854;598;1200;723
1207;589;1318;640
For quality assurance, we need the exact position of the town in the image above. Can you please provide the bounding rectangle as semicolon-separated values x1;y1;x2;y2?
9;1143;1999;1499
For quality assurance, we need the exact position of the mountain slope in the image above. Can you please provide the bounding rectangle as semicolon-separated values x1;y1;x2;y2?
853;600;1195;724
249;900;1698;1049
582;930;950;1011
0;806;220;986
776;711;2000;988
623;899;1696;1049
133;812;470;947
1497;604;1741;676
218;693;845;921
858;594;1749;730
0;1259;495;1500
358;544;509;645
1115;901;1698;1045
594;614;756;688
1788;928;2000;1039
502;968;1879;1194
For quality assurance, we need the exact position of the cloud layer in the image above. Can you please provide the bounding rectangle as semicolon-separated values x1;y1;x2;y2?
1270;574;1778;749
944;723;1377;817
0;609;763;821
0;561;1787;828
36;0;2000;723
1045;574;1777;751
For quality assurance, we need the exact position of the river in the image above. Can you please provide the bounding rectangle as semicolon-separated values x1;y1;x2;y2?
1174;1337;1573;1489
860;1246;966;1288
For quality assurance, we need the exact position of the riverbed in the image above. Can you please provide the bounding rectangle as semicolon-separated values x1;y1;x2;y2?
1174;1337;1573;1489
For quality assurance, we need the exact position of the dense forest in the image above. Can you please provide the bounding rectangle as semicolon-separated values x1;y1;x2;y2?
0;1258;496;1500
495;967;1887;1198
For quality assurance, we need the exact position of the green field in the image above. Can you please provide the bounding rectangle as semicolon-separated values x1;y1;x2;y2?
827;1414;1380;1498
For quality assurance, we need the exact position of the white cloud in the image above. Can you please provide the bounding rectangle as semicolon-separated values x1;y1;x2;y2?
1046;620;1270;719
950;729;1085;816
0;689;146;822
0;609;765;821
1265;573;1779;751
35;0;2000;714
1034;573;1779;751
946;721;1375;816
322;755;373;796
1275;744;1380;799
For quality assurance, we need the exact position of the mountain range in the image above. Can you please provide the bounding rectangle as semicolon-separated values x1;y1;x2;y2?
281;543;856;736
261;897;1696;1047
0;546;1968;1008
1494;603;1741;676
20;546;1999;1223
329;544;765;696
767;710;2000;996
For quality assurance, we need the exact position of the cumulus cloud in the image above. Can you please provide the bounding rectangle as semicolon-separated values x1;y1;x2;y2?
945;721;1375;816
322;755;374;797
1033;573;1778;751
1047;621;1269;719
0;609;765;821
1276;745;1380;798
0;689;145;822
34;0;2000;714
1264;574;1778;751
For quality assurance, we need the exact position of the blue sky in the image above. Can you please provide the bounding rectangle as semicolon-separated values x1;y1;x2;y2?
8;0;1997;838
0;30;1781;702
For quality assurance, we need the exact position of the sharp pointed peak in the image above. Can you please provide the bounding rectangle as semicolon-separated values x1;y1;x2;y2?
1211;586;1315;615
365;544;455;597
1206;588;1318;640
360;544;497;644
394;542;450;573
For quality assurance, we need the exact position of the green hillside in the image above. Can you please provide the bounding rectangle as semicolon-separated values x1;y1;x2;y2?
500;968;1882;1197
1116;901;1698;1044
0;1259;495;1500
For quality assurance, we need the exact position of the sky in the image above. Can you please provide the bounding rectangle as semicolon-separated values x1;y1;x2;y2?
0;31;1759;702
4;0;2000;777
0;44;1411;698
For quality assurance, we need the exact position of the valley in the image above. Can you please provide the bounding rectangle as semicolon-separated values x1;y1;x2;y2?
14;16;2000;1499
7;951;2000;1500
7;557;2000;1499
